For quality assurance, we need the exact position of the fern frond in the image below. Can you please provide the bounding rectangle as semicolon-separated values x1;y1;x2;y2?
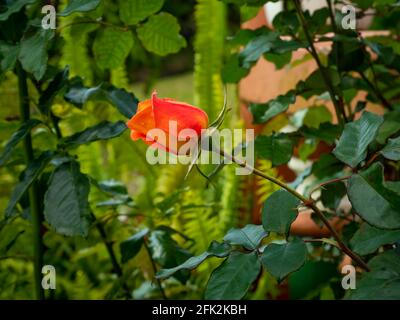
255;159;281;205
194;0;226;122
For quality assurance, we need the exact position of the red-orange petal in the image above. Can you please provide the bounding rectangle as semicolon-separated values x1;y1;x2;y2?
151;92;208;135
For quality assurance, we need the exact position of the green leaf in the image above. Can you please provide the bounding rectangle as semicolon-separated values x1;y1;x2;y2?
64;80;138;117
303;105;332;128
5;151;53;217
350;223;400;256
348;250;400;300
221;54;249;83
347;163;400;229
255;133;294;166
261;238;308;282
64;79;102;107
62;121;127;146
0;119;41;166
320;182;347;210
239;30;302;68
59;0;101;16
386;181;400;195
312;153;344;179
300;123;341;144
205;252;261;300
102;85;138;118
0;0;36;21
223;224;267;250
120;228;149;263
333;111;383;168
148;230;192;284
44;161;92;237
93;28;134;69
18;29;54;80
381;136;400;160
249;92;296;124
0;42;19;72
38;67;69;115
262;189;300;235
376;110;400;144
119;0;164;25
156;241;231;279
137;12;186;56
272;10;299;35
264;51;292;70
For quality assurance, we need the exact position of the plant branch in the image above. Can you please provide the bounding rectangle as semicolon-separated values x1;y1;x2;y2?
294;0;348;124
219;148;370;271
143;240;167;299
91;213;131;299
16;63;45;300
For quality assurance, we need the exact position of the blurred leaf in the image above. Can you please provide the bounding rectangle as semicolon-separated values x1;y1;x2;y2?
0;42;19;71
94;179;128;197
347;163;400;229
148;230;192;284
262;189;300;235
320;182;347;210
298;138;318;161
205;251;261;300
333;112;383;168
119;0;164;25
273;10;299;35
239;30;302;68
303;105;332;128
348;250;400;300
0;0;36;21
18;29;54;80
102;85;138;118
5;151;53;217
261;238;307;282
64;78;102;107
312;153;344;179
223;224;267;250
221;54;249;83
64;79;138;117
255;133;294;166
120;228;149;263
376;110;400;144
264;51;292;70
250;92;296;124
44;161;92;236
350;223;400;256
137;12;186;56
38;66;69;114
300;123;341;144
386;181;400;195
156;241;231;279
0;119;41;166
59;0;101;16
93;28;134;69
381;136;400;160
62;121;127;146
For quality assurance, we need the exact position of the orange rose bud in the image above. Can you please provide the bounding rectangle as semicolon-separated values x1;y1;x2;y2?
127;91;209;154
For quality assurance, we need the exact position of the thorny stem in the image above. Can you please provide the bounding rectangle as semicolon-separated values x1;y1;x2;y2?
16;63;45;300
294;0;348;124
219;148;370;272
143;240;167;299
